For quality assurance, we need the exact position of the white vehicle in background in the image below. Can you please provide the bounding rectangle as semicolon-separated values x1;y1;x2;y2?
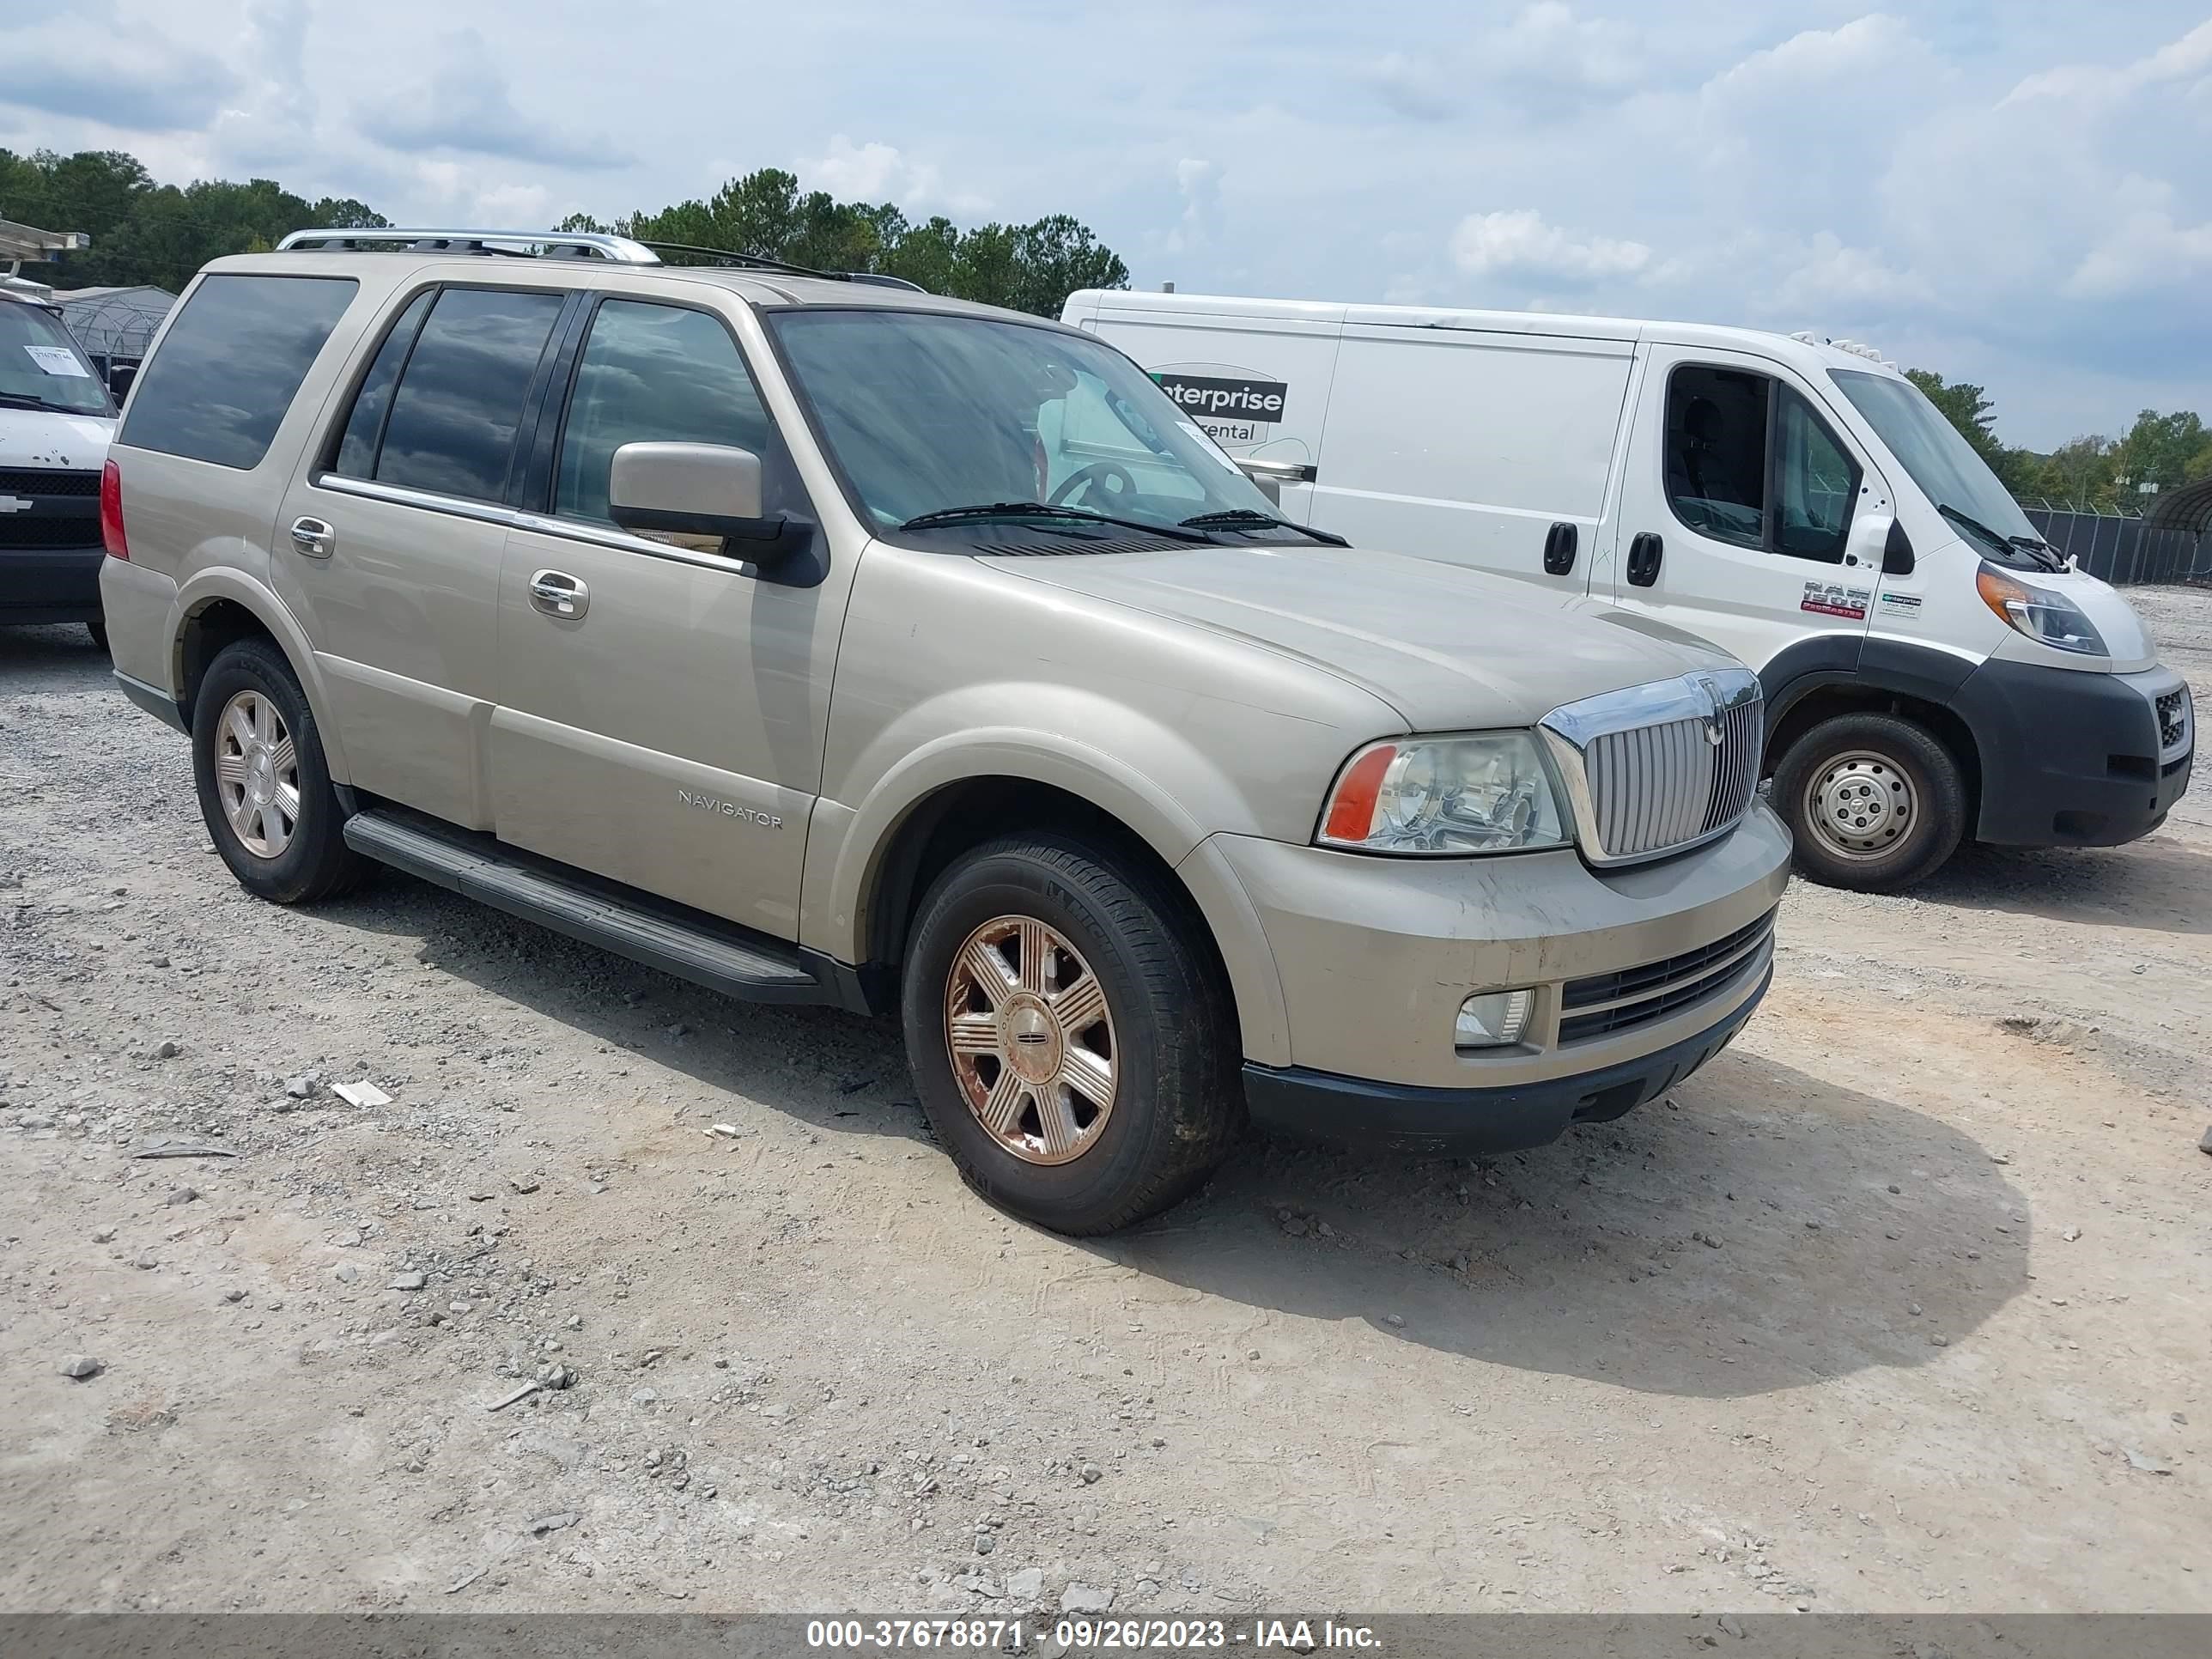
1065;289;2194;891
2;275;118;647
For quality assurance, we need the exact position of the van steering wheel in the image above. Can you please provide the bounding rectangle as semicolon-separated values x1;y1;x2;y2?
1048;461;1137;509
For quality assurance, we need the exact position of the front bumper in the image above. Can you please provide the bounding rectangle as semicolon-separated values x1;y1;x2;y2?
0;541;105;623
1207;799;1791;1121
1954;658;2192;846
1246;963;1769;1153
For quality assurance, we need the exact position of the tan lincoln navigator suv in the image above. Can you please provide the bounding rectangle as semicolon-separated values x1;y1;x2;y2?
100;228;1791;1234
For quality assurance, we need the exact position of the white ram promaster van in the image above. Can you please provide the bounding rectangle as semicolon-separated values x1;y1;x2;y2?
2;282;118;646
1065;289;2194;890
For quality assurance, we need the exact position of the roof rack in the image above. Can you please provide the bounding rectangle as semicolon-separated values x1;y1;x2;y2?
273;228;925;292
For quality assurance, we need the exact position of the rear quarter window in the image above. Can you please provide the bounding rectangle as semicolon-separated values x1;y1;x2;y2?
119;274;357;470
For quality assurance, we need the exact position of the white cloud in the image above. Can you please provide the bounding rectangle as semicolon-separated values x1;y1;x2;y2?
1449;209;1651;283
800;136;988;216
360;28;631;170
1363;3;1654;122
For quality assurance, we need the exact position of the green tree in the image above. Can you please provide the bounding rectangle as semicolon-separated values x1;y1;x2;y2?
2112;409;2209;501
1904;368;2003;464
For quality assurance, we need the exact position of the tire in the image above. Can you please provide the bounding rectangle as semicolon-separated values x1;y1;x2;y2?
900;834;1243;1235
87;617;109;654
191;637;368;905
1773;712;1967;892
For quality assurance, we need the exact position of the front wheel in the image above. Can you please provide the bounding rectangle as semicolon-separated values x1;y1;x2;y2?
1773;712;1967;892
900;835;1243;1234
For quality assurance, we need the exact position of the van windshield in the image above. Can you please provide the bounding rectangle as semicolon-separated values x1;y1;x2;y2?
769;309;1295;540
1830;368;2041;556
0;300;112;416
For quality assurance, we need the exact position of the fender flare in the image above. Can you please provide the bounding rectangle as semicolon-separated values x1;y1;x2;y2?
1759;633;1984;773
809;727;1292;1067
167;568;356;786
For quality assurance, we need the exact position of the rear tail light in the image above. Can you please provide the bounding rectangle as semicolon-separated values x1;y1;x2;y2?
100;459;129;561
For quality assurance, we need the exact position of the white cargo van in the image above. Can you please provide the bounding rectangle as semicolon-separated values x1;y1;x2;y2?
2;282;118;646
1064;289;2195;890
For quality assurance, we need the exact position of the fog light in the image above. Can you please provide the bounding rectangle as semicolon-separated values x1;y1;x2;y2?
1455;988;1534;1049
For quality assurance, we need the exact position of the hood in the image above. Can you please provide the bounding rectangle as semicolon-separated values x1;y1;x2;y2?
0;409;116;471
988;541;1741;730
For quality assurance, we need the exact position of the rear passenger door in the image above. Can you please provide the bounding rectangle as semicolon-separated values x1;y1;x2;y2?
1607;345;1882;672
273;281;572;828
488;294;834;939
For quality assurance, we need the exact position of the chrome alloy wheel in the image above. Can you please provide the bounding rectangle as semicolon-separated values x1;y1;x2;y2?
213;690;300;859
1805;749;1915;861
945;915;1117;1166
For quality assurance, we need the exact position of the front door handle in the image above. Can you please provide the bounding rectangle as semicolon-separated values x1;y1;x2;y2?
1542;520;1578;575
1627;532;1664;587
529;569;589;619
289;516;334;559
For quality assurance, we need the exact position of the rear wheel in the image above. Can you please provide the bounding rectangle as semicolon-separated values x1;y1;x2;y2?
191;638;368;905
901;835;1242;1234
1774;711;1966;892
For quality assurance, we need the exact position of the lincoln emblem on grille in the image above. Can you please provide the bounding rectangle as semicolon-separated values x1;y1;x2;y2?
1696;676;1726;746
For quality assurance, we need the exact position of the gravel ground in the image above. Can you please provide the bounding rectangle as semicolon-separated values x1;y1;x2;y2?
3;589;2209;1616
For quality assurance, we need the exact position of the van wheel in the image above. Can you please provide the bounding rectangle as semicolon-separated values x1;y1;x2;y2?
87;617;109;654
191;638;368;905
1774;712;1966;892
900;835;1243;1235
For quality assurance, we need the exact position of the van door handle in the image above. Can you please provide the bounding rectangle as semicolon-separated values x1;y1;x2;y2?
529;569;589;619
1541;521;1578;575
1627;532;1663;587
289;517;334;559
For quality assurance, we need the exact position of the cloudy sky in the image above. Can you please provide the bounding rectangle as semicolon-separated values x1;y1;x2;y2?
5;1;2210;448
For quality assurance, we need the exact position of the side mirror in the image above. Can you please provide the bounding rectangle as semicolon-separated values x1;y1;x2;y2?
609;441;809;562
1882;519;1915;576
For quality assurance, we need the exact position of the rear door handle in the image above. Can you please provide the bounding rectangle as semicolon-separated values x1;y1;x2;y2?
289;517;334;559
1541;520;1578;575
528;569;589;619
1627;532;1663;587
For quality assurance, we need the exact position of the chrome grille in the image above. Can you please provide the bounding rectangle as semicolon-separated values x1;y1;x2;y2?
1540;669;1765;865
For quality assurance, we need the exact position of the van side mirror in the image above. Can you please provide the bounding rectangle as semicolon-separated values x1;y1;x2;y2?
1882;519;1915;576
609;441;815;573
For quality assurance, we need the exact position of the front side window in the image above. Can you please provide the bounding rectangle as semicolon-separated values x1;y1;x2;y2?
1665;365;1858;562
119;275;356;468
555;300;775;526
0;300;112;416
769;309;1290;538
374;287;565;502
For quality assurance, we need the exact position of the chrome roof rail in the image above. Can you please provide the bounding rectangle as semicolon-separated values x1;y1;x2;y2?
274;228;663;264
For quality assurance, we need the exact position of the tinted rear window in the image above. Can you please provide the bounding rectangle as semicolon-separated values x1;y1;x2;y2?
119;275;356;469
375;288;565;502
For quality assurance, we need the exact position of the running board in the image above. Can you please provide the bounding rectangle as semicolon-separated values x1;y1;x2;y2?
343;809;826;1004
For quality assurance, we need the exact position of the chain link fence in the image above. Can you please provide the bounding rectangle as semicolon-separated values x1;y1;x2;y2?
2018;498;2210;586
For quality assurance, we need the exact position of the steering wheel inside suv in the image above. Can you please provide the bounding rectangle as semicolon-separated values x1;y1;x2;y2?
1048;460;1137;510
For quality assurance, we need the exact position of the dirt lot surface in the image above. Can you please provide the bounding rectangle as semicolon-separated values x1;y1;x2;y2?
3;588;2209;1618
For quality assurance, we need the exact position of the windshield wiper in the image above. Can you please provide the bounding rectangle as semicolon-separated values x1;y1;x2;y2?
1939;502;2062;570
0;391;95;415
1177;508;1349;546
900;501;1211;543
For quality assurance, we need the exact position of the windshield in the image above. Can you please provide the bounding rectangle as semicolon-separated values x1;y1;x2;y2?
769;309;1291;539
1830;368;2039;552
0;300;112;416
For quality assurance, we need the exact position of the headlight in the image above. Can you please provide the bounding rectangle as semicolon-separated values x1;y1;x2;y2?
1318;732;1568;854
1976;563;2107;656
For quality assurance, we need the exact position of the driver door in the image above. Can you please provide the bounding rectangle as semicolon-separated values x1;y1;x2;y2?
1607;344;1883;672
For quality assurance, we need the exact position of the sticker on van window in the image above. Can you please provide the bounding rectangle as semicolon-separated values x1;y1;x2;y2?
22;344;91;377
1801;579;1870;619
1152;368;1287;447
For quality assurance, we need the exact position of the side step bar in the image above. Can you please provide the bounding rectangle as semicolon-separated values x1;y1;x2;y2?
343;809;828;1005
